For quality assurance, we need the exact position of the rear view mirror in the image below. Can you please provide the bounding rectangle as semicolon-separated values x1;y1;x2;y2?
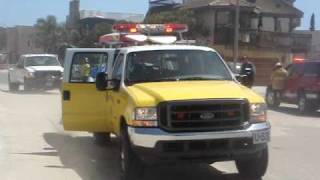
96;72;108;91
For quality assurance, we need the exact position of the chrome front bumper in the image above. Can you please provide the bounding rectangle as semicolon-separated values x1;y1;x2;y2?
128;122;271;148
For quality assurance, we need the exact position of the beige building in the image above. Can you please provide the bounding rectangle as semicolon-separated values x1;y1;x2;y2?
6;26;43;64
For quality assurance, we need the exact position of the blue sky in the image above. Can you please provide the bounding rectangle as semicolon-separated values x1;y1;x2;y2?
0;0;317;30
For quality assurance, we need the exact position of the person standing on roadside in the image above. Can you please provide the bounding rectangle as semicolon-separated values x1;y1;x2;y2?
240;56;256;88
271;62;288;94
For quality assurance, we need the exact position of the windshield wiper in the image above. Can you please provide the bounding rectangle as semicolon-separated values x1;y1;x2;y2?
126;78;178;85
178;76;225;81
153;78;179;82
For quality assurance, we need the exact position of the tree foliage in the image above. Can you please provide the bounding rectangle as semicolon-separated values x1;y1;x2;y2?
34;15;113;54
310;13;315;31
77;22;112;47
34;15;66;53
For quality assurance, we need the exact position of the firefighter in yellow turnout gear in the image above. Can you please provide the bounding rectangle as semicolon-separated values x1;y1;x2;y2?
80;58;91;82
271;62;288;91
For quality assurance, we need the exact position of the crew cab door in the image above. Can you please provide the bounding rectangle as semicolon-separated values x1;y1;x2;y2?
283;64;302;102
62;49;115;132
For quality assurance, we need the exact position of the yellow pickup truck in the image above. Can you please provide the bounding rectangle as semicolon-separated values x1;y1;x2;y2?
62;45;270;180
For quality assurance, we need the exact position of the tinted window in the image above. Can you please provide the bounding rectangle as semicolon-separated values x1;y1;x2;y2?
125;50;231;84
70;53;108;83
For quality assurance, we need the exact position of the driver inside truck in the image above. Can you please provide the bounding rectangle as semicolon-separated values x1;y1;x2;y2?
129;52;159;81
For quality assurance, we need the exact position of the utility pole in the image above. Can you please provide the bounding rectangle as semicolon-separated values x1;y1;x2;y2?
233;0;240;69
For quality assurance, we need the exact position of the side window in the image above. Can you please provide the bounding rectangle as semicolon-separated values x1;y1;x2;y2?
70;53;108;83
112;54;124;80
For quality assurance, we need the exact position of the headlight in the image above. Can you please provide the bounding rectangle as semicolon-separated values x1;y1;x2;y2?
26;72;34;78
133;107;158;127
250;103;267;123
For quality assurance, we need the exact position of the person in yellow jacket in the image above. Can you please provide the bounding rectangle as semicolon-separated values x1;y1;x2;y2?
271;62;288;92
80;58;91;82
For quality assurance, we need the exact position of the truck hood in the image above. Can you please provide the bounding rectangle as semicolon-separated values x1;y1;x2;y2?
26;66;64;72
127;81;264;106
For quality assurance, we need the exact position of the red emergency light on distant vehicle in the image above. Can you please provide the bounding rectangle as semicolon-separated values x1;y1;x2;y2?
112;23;189;34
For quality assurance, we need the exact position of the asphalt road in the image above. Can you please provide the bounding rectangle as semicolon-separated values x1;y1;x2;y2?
0;69;320;180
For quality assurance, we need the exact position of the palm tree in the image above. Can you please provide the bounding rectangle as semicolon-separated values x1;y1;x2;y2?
34;15;65;53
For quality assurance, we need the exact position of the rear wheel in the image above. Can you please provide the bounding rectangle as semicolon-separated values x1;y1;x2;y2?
266;88;280;108
236;147;269;179
119;125;144;180
93;132;110;146
8;75;19;91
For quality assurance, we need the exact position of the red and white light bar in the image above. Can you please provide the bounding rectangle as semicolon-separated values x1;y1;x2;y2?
112;23;189;34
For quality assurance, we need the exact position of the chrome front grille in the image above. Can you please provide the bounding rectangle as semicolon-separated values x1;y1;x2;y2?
159;99;249;132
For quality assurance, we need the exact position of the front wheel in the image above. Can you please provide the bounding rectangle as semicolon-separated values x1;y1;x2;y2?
236;147;269;179
298;94;317;113
8;75;19;91
119;125;144;180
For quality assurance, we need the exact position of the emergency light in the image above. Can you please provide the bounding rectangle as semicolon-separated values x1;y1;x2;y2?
99;23;190;47
112;23;188;34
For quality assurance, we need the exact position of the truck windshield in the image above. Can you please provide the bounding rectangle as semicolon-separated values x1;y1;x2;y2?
25;56;60;67
125;50;232;85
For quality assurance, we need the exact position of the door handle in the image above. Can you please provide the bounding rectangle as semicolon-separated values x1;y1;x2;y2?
63;90;71;101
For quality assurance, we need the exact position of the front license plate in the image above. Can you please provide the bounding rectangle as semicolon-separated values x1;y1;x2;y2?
253;130;270;144
46;81;53;87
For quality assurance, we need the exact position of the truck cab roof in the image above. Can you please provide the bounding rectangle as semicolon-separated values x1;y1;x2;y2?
67;45;217;54
21;54;58;58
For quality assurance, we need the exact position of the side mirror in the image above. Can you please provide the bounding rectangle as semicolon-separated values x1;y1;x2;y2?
96;72;108;91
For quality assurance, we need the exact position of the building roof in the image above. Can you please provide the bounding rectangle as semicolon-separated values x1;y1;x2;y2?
182;0;256;9
256;0;303;18
121;44;217;53
181;0;303;17
80;10;144;23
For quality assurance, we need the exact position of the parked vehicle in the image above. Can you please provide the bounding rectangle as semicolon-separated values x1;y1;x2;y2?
266;60;320;113
8;54;64;91
62;24;271;180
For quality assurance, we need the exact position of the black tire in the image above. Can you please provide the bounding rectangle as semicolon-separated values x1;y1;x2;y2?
93;132;111;146
265;88;280;108
298;93;316;113
236;147;269;179
8;75;19;91
119;125;144;180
